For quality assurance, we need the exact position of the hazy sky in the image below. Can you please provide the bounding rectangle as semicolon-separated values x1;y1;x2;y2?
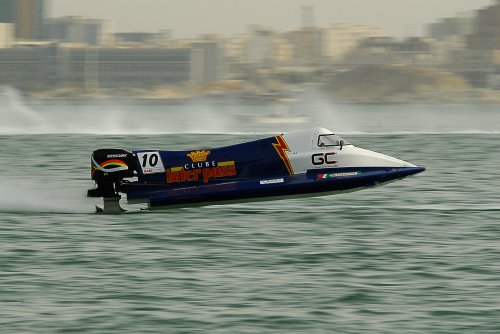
51;0;494;38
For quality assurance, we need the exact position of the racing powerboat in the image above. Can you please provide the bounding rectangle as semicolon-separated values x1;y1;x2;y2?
87;127;424;213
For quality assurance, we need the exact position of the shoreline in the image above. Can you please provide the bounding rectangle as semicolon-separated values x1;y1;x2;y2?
24;93;500;106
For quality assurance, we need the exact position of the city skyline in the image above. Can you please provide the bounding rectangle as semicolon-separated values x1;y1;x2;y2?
51;0;493;38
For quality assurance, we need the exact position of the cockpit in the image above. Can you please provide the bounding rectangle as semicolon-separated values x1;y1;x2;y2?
317;134;351;148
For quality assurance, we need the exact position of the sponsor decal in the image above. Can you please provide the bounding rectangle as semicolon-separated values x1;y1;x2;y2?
273;135;294;175
317;171;361;179
137;151;165;174
106;153;127;158
167;160;237;184
187;150;211;162
92;159;127;175
312;152;337;166
260;178;285;185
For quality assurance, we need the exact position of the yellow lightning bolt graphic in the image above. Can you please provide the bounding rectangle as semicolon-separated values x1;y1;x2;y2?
273;135;294;175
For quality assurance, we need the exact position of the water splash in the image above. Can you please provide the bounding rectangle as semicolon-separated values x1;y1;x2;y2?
0;176;94;214
0;86;49;134
1;86;499;135
0;86;330;135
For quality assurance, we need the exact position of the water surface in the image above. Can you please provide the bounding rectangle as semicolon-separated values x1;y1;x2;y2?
0;100;499;333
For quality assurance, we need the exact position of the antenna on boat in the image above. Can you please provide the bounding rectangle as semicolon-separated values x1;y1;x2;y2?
252;129;260;140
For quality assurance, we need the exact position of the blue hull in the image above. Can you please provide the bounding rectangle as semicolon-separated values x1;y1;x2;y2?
124;167;425;209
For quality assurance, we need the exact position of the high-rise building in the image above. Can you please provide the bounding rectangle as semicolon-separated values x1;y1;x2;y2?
0;44;215;90
427;15;473;41
16;0;45;39
467;0;500;50
0;0;16;23
289;27;323;64
246;27;275;64
0;23;14;48
44;16;114;45
0;0;46;40
323;24;384;61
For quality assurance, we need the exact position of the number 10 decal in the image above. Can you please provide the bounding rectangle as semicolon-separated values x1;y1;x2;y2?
137;151;165;174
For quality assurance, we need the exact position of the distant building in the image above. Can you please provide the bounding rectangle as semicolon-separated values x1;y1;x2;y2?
44;16;114;45
191;41;221;83
246;27;275;64
466;0;500;50
273;36;294;64
427;15;473;41
63;47;195;89
115;30;172;44
220;35;250;80
223;35;248;62
441;0;500;87
16;0;45;40
224;28;293;67
115;32;158;44
449;49;497;87
323;24;384;61
379;37;432;53
0;0;16;24
347;37;435;67
0;43;219;91
288;27;322;64
0;23;14;48
0;43;58;90
0;0;46;40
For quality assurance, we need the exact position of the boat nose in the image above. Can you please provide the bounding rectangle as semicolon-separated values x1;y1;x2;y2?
348;147;425;175
402;161;417;168
373;153;426;178
399;165;426;177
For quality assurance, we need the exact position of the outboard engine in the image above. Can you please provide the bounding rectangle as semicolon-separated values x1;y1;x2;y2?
87;148;136;213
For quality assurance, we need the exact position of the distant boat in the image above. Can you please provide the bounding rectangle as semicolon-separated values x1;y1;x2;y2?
239;101;310;125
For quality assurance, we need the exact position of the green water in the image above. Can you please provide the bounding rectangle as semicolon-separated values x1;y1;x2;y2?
0;104;499;333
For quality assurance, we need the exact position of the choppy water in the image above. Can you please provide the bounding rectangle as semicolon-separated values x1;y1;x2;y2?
0;95;499;333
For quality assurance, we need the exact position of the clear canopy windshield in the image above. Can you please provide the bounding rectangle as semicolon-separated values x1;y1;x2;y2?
317;134;351;147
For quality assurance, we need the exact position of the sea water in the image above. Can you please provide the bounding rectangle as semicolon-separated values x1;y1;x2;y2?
0;92;499;333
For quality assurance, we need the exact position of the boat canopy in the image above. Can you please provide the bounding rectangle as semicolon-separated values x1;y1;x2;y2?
283;127;351;151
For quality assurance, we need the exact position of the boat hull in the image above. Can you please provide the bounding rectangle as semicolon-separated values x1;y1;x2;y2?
124;166;424;209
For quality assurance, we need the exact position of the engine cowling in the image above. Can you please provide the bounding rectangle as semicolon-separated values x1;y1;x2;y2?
87;148;136;198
